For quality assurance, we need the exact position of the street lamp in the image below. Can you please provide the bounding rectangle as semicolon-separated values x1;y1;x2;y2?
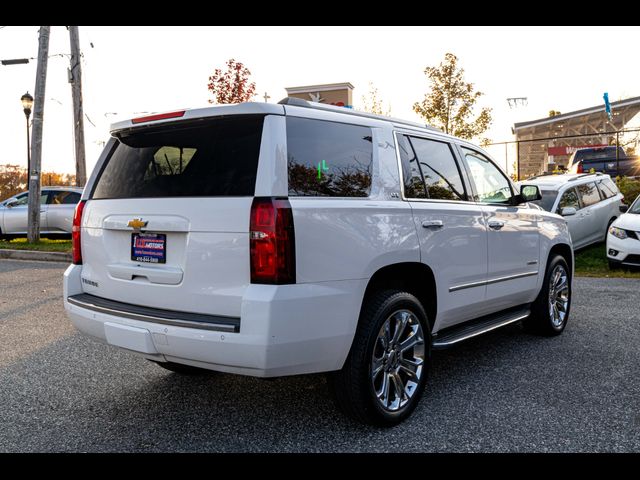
21;91;34;179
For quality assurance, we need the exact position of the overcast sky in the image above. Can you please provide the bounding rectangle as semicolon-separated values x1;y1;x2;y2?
1;25;639;175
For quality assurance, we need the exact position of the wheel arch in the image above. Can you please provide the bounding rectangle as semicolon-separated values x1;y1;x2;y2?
358;262;437;332
548;242;573;275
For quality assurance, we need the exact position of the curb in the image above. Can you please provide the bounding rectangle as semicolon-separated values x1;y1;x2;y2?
0;249;72;263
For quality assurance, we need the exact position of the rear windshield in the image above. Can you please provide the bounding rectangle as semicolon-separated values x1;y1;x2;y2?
91;116;264;199
530;189;558;211
574;147;621;162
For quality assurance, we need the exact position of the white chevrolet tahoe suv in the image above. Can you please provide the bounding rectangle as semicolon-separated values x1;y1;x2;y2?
64;98;574;426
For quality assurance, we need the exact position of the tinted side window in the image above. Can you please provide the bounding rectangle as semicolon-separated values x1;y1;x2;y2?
462;148;513;204
49;191;80;205
597;178;618;199
577;182;600;208
558;188;580;211
287;117;373;197
12;192;47;206
409;137;466;201
397;134;426;198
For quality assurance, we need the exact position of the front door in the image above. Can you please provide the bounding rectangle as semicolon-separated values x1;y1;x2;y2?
3;192;48;233
461;147;540;312
558;187;588;249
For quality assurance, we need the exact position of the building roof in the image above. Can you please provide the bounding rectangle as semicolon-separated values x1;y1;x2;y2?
285;82;355;94
513;96;640;131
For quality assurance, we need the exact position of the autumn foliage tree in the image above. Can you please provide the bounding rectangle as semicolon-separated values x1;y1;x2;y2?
207;58;257;104
360;82;391;116
0;165;76;201
413;53;492;140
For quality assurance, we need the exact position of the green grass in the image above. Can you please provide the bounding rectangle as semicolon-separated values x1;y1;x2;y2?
0;237;71;252
574;242;640;278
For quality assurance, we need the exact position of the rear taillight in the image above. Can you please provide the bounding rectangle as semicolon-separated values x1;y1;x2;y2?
250;197;295;284
576;163;584;173
72;200;86;265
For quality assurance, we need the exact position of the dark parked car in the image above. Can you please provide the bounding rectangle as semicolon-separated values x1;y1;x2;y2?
566;146;640;177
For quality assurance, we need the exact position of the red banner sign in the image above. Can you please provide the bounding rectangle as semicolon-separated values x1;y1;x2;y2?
548;144;608;156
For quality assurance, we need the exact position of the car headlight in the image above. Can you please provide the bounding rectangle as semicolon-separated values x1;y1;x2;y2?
609;226;628;239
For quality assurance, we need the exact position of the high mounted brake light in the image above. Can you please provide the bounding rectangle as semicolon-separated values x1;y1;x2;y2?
131;110;186;124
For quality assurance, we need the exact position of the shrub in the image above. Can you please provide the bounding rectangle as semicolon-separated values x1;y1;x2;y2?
616;176;640;204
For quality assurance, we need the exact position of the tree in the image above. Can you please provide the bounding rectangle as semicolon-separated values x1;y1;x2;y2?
413;53;492;140
0;165;76;201
207;58;256;104
360;82;391;116
0;165;27;201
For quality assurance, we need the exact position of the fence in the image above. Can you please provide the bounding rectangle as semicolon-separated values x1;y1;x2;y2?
484;127;640;181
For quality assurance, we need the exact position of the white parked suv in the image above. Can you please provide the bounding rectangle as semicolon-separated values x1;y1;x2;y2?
607;194;640;268
64;99;574;426
520;173;625;250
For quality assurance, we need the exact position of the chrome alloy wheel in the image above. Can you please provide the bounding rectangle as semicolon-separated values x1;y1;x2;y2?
548;264;569;328
371;309;425;411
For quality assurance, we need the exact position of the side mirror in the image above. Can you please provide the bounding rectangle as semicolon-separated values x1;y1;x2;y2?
5;200;19;208
619;205;629;213
520;185;542;202
561;207;577;216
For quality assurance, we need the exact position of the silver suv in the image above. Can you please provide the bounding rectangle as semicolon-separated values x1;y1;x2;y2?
520;173;624;249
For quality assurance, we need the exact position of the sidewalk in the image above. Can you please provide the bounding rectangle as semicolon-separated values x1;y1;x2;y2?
0;249;71;263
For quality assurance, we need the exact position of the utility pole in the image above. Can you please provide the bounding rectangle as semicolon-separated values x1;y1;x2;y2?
68;26;87;187
27;26;50;244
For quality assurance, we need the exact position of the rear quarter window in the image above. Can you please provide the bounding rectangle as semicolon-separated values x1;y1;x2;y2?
91;116;264;199
286;117;373;197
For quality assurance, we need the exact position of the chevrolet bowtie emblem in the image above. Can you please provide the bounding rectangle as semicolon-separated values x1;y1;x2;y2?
127;218;148;231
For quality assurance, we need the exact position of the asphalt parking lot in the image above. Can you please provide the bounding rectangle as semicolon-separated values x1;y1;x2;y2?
0;259;638;452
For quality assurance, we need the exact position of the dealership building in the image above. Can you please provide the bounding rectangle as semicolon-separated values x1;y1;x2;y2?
512;96;640;178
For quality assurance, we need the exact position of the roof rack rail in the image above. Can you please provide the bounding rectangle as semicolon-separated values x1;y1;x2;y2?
567;172;604;181
278;97;442;133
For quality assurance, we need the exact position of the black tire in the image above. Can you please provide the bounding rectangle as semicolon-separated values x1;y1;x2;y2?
150;360;215;375
328;290;431;427
608;260;619;270
523;255;571;336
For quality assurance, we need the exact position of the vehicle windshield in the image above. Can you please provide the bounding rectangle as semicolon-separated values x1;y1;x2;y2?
629;196;640;214
529;189;558;211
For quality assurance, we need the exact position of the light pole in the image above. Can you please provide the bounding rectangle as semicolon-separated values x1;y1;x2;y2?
21;92;34;182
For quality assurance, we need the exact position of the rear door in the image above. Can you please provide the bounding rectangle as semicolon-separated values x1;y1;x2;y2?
396;133;489;330
80;114;273;318
46;190;81;233
575;181;606;245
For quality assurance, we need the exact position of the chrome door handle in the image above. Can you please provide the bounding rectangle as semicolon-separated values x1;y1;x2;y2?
488;220;505;230
422;220;443;229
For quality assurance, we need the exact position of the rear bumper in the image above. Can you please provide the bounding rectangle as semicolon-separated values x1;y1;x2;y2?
63;264;365;377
